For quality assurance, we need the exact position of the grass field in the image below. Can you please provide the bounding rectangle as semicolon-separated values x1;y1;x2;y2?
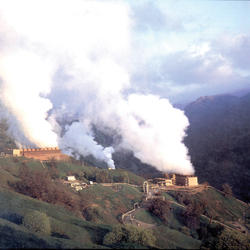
0;186;111;248
155;225;201;249
0;156;248;249
79;184;144;224
134;209;160;225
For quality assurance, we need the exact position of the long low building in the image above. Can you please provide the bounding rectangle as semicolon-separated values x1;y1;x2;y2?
160;173;199;187
12;147;69;161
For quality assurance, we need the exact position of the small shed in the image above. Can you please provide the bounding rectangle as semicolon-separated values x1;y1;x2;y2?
67;176;76;181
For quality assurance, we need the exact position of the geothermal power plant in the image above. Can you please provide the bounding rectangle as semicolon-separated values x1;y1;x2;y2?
7;147;198;187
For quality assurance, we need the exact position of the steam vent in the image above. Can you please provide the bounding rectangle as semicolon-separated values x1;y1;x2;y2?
12;147;69;161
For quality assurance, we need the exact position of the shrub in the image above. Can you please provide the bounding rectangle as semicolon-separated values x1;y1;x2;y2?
139;229;156;246
182;200;205;229
96;170;111;183
202;227;249;250
83;207;103;222
222;183;233;197
180;226;191;236
103;225;155;247
214;230;249;249
13;166;81;213
148;198;171;223
103;226;124;245
203;181;210;188
22;211;51;235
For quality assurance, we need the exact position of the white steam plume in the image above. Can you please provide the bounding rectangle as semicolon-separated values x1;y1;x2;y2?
60;122;115;169
0;50;57;147
0;0;194;174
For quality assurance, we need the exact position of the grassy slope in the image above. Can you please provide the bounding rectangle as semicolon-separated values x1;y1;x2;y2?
167;186;248;224
0;157;145;185
133;205;202;249
0;157;144;248
0;157;144;224
133;186;248;249
0;187;109;248
0;157;248;249
80;184;143;224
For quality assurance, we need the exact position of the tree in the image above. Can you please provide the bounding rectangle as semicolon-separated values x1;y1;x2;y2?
47;159;59;180
96;170;111;183
103;225;155;247
22;211;51;235
103;226;126;246
183;200;205;229
222;183;233;197
83;206;103;222
214;230;249;250
202;227;249;250
14;166;81;213
148;199;171;223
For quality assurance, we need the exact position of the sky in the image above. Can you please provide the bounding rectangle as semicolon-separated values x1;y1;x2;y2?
0;0;249;105
126;0;250;103
0;0;248;172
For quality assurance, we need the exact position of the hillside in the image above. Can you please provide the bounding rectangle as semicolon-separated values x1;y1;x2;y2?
184;93;250;202
0;155;249;248
0;114;249;248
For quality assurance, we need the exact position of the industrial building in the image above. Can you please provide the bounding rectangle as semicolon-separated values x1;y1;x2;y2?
174;174;198;186
151;173;199;187
11;147;69;161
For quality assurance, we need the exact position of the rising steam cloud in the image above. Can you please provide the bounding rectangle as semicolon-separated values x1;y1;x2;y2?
0;0;194;174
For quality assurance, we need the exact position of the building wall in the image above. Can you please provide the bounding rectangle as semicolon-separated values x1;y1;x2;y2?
13;149;21;157
13;147;69;161
175;175;188;186
187;177;198;186
165;179;173;186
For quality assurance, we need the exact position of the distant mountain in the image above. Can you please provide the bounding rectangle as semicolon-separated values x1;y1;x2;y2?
184;93;250;202
231;87;250;97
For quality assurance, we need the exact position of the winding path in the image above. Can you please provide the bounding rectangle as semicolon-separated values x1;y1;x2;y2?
122;207;156;229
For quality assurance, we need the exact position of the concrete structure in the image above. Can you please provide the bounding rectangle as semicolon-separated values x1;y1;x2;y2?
67;176;76;181
63;175;88;191
174;174;198;186
152;178;173;187
13;149;22;157
164;173;176;185
11;147;69;161
150;173;198;187
143;181;149;194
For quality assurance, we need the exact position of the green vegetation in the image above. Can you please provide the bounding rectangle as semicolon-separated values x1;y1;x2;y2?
148;199;171;224
184;94;250;202
0;143;248;248
22;211;51;235
0;186;108;248
48;160;145;185
201;225;249;250
167;187;248;223
134;209;160;225
80;184;143;224
155;225;201;249
103;225;156;248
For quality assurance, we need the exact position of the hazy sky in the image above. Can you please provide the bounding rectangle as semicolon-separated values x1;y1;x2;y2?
127;0;250;103
0;0;249;105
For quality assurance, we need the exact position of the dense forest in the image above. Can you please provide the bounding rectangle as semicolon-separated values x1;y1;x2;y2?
184;93;250;202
